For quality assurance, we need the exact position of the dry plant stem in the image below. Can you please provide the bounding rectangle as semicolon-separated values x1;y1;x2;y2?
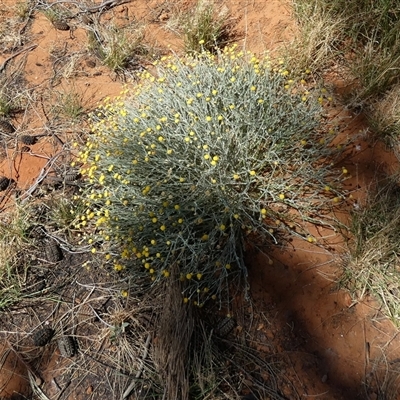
0;44;38;73
43;0;132;14
19;151;67;203
121;333;151;400
153;273;194;400
6;340;41;383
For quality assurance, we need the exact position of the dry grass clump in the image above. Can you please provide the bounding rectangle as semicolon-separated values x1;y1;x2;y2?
87;20;148;72
368;83;400;158
182;0;233;54
291;0;400;103
285;1;346;74
340;175;400;325
0;206;33;310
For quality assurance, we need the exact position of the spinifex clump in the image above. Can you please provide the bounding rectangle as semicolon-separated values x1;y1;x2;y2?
76;46;343;305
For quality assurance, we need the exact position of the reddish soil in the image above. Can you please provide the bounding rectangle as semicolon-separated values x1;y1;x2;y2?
1;0;400;399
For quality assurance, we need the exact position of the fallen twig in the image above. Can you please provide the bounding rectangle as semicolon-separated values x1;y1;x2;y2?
19;151;67;203
42;0;132;14
0;44;37;74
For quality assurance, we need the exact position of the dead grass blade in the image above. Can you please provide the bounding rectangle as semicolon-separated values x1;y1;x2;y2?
153;266;194;400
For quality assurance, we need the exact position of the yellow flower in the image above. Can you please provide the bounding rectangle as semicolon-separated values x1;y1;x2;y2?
160;225;166;231
249;170;256;176
201;234;209;241
279;193;285;200
206;116;212;122
121;290;128;297
114;264;123;271
199;39;205;44
225;264;231;269
196;273;202;280
186;273;193;280
219;224;226;231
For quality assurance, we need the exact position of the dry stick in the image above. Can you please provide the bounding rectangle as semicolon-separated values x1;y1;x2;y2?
19;151;67;203
122;333;152;400
44;0;132;14
0;44;37;74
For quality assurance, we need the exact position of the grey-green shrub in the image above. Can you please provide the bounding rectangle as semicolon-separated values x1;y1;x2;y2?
77;47;343;305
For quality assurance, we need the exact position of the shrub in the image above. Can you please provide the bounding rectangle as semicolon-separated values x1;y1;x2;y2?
76;46;343;305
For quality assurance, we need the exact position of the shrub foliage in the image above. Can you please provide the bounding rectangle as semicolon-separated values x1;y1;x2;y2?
77;46;342;305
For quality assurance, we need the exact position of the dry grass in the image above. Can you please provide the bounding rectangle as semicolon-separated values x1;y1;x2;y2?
340;175;400;325
87;19;149;73
365;350;400;400
153;267;194;400
0;206;33;310
166;0;234;53
284;1;346;74
368;83;400;158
